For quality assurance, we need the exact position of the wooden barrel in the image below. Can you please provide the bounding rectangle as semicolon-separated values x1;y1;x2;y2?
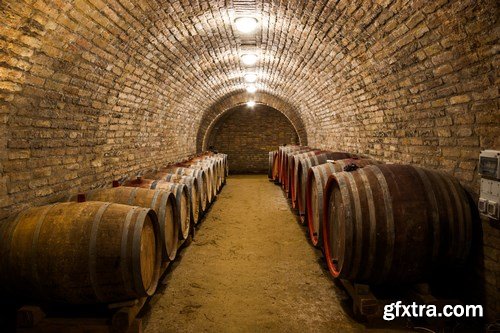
322;164;473;285
305;159;381;247
0;202;161;304
289;150;333;207
197;158;222;193
172;167;209;212
279;146;306;186
289;150;323;202
70;187;179;262
268;151;277;179
163;174;200;224
190;162;217;201
292;151;353;210
123;178;191;240
277;145;303;184
283;148;312;194
272;152;280;181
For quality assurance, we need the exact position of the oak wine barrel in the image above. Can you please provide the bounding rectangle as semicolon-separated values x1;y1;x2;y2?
172;167;209;212
163;174;200;224
305;159;381;247
123;178;191;240
70;187;179;262
322;164;473;285
0;202;161;304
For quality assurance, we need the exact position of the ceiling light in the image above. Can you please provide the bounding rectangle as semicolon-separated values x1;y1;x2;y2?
247;101;256;108
241;53;258;66
234;17;258;34
244;73;257;83
246;85;257;93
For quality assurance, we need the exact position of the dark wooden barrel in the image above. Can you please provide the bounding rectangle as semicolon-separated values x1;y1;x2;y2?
322;164;473;285
71;187;179;262
292;151;353;209
123;178;191;240
283;148;311;193
268;151;277;179
305;159;381;247
277;145;304;184
0;202;161;304
289;150;325;203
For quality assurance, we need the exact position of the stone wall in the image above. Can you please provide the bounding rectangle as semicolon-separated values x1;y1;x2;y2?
207;105;299;173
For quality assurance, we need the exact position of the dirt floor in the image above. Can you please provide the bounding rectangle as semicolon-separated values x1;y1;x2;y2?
142;175;412;333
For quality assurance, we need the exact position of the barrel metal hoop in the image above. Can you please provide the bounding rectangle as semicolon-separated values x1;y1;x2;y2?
414;167;441;261
334;173;353;275
132;209;149;295
128;187;140;206
121;207;138;296
370;166;394;281
357;169;377;280
440;171;466;260
343;172;363;278
150;180;159;190
150;188;162;209
89;202;112;302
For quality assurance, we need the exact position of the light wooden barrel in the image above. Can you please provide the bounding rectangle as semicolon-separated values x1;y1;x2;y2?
195;158;222;192
305;159;381;247
189;162;216;202
70;187;179;262
322;164;473;285
172;167;209;212
163;174;200;224
123;178;191;240
0;202;161;304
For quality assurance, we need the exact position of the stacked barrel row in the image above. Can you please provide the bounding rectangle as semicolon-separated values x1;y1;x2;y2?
269;145;474;286
0;152;228;305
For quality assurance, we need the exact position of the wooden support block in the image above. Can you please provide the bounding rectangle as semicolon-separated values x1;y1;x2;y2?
111;298;147;333
17;306;46;328
340;279;379;317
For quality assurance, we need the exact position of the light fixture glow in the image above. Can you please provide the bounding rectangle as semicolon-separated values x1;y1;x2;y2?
247;101;256;108
244;73;257;83
234;17;258;34
241;53;258;66
246;85;257;93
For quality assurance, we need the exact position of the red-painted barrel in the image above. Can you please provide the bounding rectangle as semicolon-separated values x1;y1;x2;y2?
322;164;473;285
305;159;381;247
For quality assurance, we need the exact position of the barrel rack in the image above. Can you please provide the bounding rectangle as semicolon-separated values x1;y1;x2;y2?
15;227;194;333
339;279;462;324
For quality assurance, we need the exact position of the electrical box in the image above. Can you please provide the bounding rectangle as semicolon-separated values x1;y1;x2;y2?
479;150;500;220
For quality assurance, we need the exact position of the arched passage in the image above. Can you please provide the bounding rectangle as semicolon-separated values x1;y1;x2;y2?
206;103;299;173
197;91;307;153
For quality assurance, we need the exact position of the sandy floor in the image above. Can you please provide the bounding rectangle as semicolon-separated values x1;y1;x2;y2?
142;175;411;333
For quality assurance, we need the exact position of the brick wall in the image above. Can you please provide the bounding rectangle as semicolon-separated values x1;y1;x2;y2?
207;104;298;173
0;0;498;319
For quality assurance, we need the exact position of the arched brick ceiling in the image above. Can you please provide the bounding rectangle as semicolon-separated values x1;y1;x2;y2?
197;91;307;152
0;0;498;218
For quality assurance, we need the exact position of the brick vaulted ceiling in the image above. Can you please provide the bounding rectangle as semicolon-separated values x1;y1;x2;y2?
0;0;498;216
